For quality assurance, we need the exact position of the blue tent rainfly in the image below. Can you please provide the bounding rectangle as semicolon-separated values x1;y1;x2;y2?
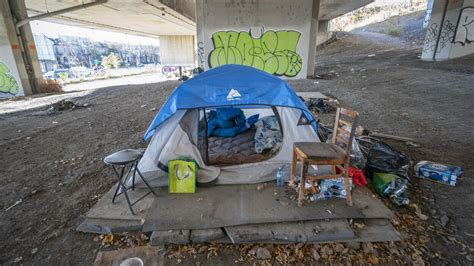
144;64;316;141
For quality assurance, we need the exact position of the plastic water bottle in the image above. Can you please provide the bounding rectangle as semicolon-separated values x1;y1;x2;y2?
276;166;284;187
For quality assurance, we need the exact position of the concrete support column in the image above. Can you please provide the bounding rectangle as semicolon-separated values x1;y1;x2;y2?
422;0;474;61
0;0;27;96
196;0;315;79
160;35;196;67
316;20;330;46
7;0;43;94
307;0;320;78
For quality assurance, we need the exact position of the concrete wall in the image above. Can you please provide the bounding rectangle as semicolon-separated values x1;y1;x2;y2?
160;35;196;66
316;20;330;45
196;0;318;79
422;0;474;61
0;1;24;97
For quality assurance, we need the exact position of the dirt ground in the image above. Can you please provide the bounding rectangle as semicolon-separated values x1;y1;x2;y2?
1;32;473;265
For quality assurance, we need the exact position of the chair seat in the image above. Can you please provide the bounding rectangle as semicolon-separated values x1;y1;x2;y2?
104;149;145;165
294;142;347;162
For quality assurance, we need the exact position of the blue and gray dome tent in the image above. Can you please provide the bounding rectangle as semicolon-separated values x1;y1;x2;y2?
135;64;320;186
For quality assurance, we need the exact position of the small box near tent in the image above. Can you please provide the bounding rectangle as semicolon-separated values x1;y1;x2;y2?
129;64;322;188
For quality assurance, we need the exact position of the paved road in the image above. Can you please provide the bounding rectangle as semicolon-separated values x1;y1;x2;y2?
0;72;170;114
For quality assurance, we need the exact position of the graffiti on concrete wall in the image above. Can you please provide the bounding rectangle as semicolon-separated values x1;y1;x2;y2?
197;41;205;68
423;23;439;53
453;7;474;45
208;29;302;77
439;20;456;49
422;19;456;54
0;62;19;95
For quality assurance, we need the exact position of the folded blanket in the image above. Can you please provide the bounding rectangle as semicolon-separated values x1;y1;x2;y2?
255;116;282;154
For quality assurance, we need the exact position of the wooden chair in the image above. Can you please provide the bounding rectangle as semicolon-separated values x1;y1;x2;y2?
290;107;359;206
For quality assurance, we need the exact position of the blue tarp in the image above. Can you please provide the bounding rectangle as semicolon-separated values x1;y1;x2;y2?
144;64;316;141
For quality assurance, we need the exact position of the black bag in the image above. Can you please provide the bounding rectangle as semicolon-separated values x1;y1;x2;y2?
365;141;409;179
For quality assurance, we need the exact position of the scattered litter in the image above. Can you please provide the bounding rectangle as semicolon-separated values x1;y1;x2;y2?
414;161;463;186
304;98;331;114
349;167;367;186
353;222;365;229
4;198;22;212
368;54;376;57
309;176;353;202
365;141;410;179
31;248;38;255
52;121;58;124
45;100;88;115
13;256;22;263
372;172;409;206
120;257;144;266
276;166;285;187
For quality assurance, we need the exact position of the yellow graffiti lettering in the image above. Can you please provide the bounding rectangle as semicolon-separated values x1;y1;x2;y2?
0;62;19;95
209;30;302;77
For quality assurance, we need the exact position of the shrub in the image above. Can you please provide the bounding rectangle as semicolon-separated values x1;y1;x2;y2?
40;79;63;93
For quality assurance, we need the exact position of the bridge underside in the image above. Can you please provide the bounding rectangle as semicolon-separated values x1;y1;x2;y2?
1;0;374;97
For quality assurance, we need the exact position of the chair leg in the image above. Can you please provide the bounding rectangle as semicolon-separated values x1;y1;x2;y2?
298;159;308;207
344;163;353;206
290;147;297;185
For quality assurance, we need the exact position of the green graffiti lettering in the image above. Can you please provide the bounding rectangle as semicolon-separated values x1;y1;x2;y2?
0;62;19;95
208;30;302;77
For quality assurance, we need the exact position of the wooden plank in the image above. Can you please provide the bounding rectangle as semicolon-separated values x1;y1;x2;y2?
224;219;354;244
142;184;394;232
296;92;328;100
369;132;415;142
77;217;143;234
212;218;402;244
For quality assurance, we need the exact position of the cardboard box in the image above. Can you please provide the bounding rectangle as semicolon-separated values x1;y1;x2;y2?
415;161;463;186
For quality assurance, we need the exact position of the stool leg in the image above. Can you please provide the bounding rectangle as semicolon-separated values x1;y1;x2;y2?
111;165;135;215
136;167;159;197
344;163;353;206
298;159;308;207
131;162;137;191
111;166;124;203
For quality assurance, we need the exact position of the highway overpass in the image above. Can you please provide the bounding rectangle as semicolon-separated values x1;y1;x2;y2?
1;0;375;97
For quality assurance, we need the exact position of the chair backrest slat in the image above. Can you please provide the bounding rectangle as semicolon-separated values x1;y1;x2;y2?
331;107;360;157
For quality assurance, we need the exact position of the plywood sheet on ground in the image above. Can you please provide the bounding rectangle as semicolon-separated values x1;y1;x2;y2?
224;219;354;243
143;184;392;232
85;187;156;221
